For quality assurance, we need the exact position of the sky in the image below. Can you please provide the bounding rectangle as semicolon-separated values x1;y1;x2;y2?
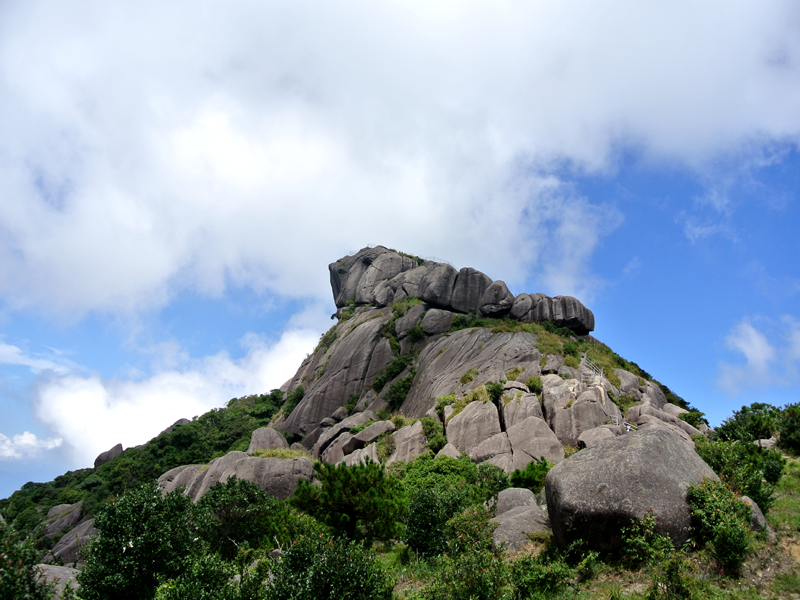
1;0;800;499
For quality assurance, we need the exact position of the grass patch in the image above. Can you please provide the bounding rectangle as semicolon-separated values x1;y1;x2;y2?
505;366;523;381
768;457;800;532
460;368;478;385
564;354;580;369
249;448;310;459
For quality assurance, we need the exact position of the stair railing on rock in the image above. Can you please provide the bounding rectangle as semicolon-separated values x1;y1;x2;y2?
579;353;638;433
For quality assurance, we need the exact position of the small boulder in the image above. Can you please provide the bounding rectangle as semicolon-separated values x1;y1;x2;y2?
247;427;289;454
436;443;461;459
491;505;550;551
343;443;379;466
94;443;123;468
43;503;83;538
420;308;454;335
331;407;349;422
496;488;538;517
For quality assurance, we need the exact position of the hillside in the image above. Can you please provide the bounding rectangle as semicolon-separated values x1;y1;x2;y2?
2;245;798;600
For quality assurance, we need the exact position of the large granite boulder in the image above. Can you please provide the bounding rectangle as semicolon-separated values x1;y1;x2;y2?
451;267;493;313
478;280;516;317
340;420;395;455
312;410;378;459
247;427;289;454
506;416;565;470
342;443;380;467
446;401;502;454
417;264;458;308
43;503;84;538
545;428;718;552
158;464;205;494
329;246;417;308
45;519;97;566
504;393;544;429
546;384;622;447
387;421;428;464
94;443;123;468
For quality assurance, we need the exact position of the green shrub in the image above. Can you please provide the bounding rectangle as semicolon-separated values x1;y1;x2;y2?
345;392;360;414
693;436;784;513
686;478;752;576
154;553;237;600
194;477;287;560
716;402;781;443
404;485;470;556
372;355;413;393
408;324;425;343
291;460;407;544
645;551;698;600
620;508;674;567
526;376;543;394
505;367;523;381
477;462;509;502
421;545;510;600
78;483;195;600
402;454;480;501
486;381;505;403
509;458;552;494
0;520;60;600
779;403;800;453
421;416;446;454
375;432;396;463
282;386;305;418
265;535;394;600
679;410;708;429
509;553;576;599
386;372;415;410
446;504;496;554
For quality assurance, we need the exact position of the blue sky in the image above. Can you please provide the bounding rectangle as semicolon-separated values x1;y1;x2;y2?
2;0;800;499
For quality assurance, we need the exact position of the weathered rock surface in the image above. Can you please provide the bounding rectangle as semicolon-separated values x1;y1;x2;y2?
546;384;622;447
341;420;395;455
37;564;79;599
446;401;502;454
387;421;428;464
546;428;718;552
496;487;539;516
312;410;378;459
504;393;545;428
45;519;96;566
43;503;83;538
343;443;379;467
330;246;417;308
577;426;619;449
479;280;516;317
94;443;123;468
247;427;289;454
418;264;458;308
158;464;205;494
491;505;550;551
436;442;461;459
451;267;493;313
507;417;565;470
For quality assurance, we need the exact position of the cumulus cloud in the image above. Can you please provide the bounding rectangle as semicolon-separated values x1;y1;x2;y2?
0;432;62;460
0;1;797;319
32;327;320;467
717;317;800;394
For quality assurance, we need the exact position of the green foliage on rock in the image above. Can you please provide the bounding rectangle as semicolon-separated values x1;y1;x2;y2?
525;376;543;394
281;386;305;418
291;460;406;544
420;416;446;454
372;354;413;394
386;372;415;410
509;458;552;494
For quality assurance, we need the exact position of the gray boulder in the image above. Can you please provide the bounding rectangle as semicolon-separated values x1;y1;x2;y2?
331;406;349;421
395;304;427;338
321;433;354;464
46;519;96;566
36;564;79;599
545;428;718;552
491;505;550;551
94;443;123;468
478;280;515;317
343;443;380;466
469;431;512;465
547;385;622;447
577;426;620;449
450;267;493;313
387;421;428;464
504;393;544;429
43;503;83;538
329;246;417;308
312;411;378;459
417;264;458;308
496;487;538;516
436;442;461;459
510;293;533;320
248;427;289;454
507;416;565;470
341;420;395;455
741;496;773;540
446;401;502;454
158;464;205;495
420;308;454;335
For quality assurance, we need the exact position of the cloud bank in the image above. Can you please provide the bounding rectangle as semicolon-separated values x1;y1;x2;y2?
0;1;798;320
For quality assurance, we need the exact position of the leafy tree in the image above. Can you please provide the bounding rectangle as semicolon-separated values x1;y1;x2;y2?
291;460;406;544
194;477;288;560
715;402;781;443
778;402;800;453
509;458;553;494
404;484;470;556
78;483;195;600
154;553;238;600
0;520;58;600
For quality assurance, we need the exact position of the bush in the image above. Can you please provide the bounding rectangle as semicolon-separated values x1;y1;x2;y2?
420;416;446;454
779;402;800;453
715;402;781;443
0;520;59;600
291;460;406;544
372;355;413;394
265;535;394;600
486;381;505;403
402;454;481;502
78;483;195;600
693;436;784;513
154;553;237;600
282;386;305;418
509;458;552;494
686;478;752;576
679;410;707;429
526;376;543;394
386;372;415;410
509;553;576;600
620;508;673;567
404;485;469;557
646;551;697;600
477;462;509;501
194;477;287;560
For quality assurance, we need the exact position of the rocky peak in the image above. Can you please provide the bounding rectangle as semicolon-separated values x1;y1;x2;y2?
329;246;594;335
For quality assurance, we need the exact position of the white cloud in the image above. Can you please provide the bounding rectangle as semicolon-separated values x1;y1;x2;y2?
32;327;320;467
0;432;62;460
0;1;797;318
0;340;74;374
717;317;800;394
